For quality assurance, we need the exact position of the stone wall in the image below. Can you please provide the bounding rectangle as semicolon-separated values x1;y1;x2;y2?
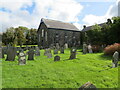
38;23;81;49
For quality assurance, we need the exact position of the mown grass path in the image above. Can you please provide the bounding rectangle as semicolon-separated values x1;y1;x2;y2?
2;49;119;88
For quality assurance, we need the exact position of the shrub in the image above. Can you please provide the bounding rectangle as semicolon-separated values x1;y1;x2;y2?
92;45;101;53
104;43;120;55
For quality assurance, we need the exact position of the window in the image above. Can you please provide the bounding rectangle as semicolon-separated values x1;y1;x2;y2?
39;34;40;42
42;29;44;37
45;32;47;41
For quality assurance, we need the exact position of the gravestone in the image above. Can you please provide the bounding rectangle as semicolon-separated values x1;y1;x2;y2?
79;82;97;89
44;49;48;56
47;53;52;58
69;47;76;60
54;48;58;54
0;47;2;58
112;51;119;68
2;47;5;58
83;42;87;54
47;49;52;58
3;47;7;54
6;46;17;61
18;50;26;65
64;43;68;49
60;47;64;54
88;44;93;53
54;55;60;61
27;47;35;60
56;43;60;50
35;46;40;56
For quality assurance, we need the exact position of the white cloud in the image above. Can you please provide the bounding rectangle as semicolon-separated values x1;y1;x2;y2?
82;0;118;27
0;0;83;32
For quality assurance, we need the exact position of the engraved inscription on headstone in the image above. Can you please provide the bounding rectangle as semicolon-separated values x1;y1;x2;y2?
18;50;26;65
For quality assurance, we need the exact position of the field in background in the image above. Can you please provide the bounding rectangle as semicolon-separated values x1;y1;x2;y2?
2;49;118;88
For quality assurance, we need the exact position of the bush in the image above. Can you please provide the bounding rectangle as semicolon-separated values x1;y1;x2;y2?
104;43;120;55
92;45;101;53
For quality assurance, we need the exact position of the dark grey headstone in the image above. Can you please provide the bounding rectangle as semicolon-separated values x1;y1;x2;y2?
2;47;5;58
28;48;34;60
5;46;17;61
54;55;60;61
47;53;52;58
79;82;97;89
69;48;76;60
44;49;48;56
54;48;58;54
47;49;52;58
60;47;64;54
0;47;2;58
18;50;26;65
35;47;40;56
3;47;7;54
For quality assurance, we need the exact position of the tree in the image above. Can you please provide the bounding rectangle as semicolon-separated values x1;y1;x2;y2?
26;28;37;45
86;24;102;45
14;27;26;46
2;27;15;45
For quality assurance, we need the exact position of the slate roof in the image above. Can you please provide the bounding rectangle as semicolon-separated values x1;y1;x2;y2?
82;23;106;32
41;18;79;31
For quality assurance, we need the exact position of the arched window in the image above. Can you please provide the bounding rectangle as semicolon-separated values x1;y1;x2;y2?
38;34;40;42
45;31;47;41
42;29;44;37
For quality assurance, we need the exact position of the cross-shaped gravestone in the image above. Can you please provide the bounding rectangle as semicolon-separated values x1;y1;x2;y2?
54;55;60;61
5;46;17;61
35;46;40;56
27;47;35;60
18;50;26;65
112;51;119;68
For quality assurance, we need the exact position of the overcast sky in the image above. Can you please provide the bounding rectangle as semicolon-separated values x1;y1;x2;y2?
0;0;119;32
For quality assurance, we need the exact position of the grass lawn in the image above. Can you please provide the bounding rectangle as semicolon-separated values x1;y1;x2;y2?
2;49;119;88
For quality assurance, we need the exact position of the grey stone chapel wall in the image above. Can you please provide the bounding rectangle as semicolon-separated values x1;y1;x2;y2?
38;22;81;49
